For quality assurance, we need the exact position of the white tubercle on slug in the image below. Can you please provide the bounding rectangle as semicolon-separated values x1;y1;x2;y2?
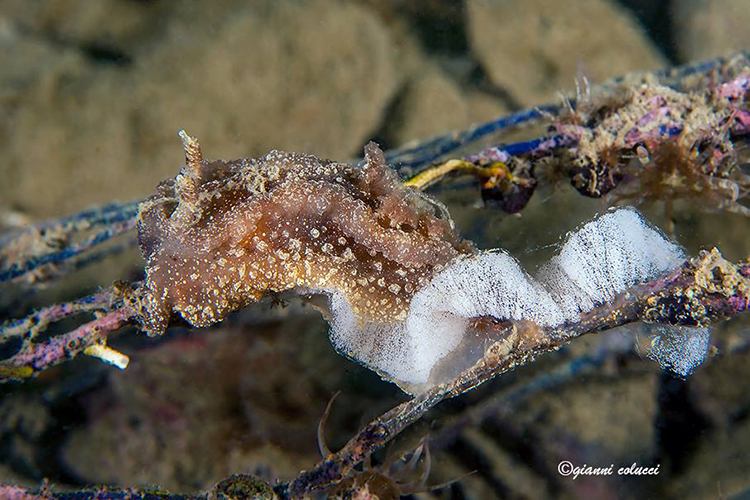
324;207;710;394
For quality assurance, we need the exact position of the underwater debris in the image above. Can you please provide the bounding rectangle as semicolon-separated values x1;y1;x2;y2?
558;72;750;218
324;440;441;500
208;474;278;500
403;67;750;219
317;398;444;500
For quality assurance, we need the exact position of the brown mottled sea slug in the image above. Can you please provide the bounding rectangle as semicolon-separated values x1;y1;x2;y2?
137;132;473;387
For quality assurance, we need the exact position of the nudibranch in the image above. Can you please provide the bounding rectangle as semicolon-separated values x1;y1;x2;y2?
137;133;473;383
137;132;710;395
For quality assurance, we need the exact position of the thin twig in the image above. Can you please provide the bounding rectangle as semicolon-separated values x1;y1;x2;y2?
0;484;199;500
0;218;138;283
0;284;140;381
0;306;135;380
1;289;113;342
385;106;560;171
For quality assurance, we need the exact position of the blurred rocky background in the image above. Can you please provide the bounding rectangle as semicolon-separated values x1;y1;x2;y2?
1;1;750;499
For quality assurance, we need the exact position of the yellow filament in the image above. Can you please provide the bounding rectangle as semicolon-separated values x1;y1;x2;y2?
404;159;512;190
